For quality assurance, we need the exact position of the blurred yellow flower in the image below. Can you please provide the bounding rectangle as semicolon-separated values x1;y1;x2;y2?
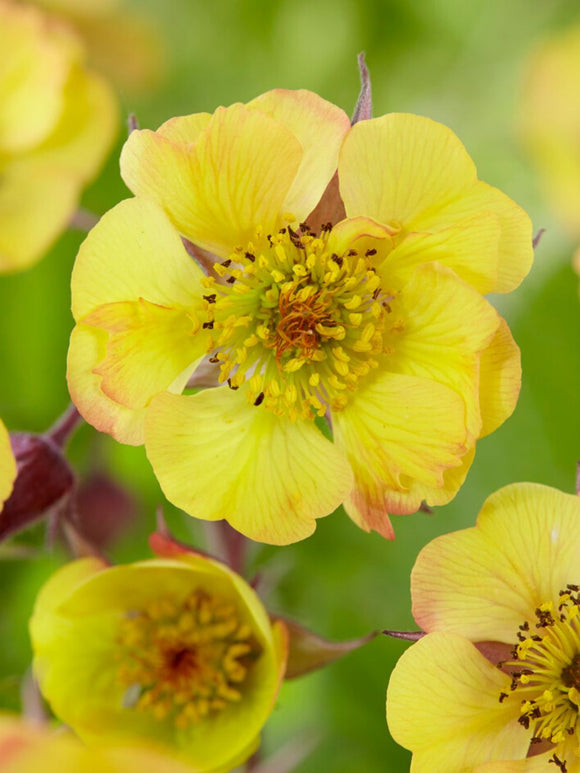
68;91;532;544
0;0;117;273
30;554;287;772
521;25;580;239
387;483;580;772
0;419;16;508
0;714;197;772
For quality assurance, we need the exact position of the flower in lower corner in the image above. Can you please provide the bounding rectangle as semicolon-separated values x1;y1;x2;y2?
386;482;580;772
0;0;117;273
0;419;16;509
68;89;532;544
30;554;287;772
0;714;197;772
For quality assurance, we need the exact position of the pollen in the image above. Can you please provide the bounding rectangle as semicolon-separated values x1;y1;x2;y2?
202;223;395;420
116;588;261;728
500;586;580;766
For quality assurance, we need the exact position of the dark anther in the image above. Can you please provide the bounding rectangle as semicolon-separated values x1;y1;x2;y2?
347;249;357;256
254;392;265;407
321;221;333;232
365;248;377;257
221;259;232;268
549;753;568;772
331;254;343;268
227;379;239;390
202;321;214;329
245;251;255;262
267;234;273;245
372;288;381;299
518;715;530;729
567;584;580;591
499;692;508;703
299;222;309;232
209;356;219;363
203;294;216;303
279;227;287;234
288;226;304;249
530;736;542;744
519;622;530;631
226;276;236;284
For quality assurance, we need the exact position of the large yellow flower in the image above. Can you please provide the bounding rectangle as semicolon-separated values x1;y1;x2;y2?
0;714;196;772
0;419;16;508
30;554;287;772
387;483;580;771
67;90;532;544
0;0;117;273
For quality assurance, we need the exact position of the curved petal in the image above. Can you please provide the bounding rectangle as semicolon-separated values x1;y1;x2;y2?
387;632;530;772
67;324;147;445
478;317;521;437
325;216;395;262
384;262;501;440
0;419;16;508
157;112;211;145
72;197;205;320
120;104;303;257
339;113;533;293
411;483;580;642
145;388;353;545
247;89;350;220
332;370;467;537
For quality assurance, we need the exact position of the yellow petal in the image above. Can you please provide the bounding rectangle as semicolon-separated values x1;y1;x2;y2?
157;113;212;145
247;89;350;220
0;419;16;508
386;214;501;294
385;262;500;441
333;370;467;537
339;113;533;293
145;388;353;545
121;104;303;257
0;163;79;273
72;197;205;320
84;299;204;410
478;317;521;437
67;324;146;445
325;216;395;260
387;632;529;772
411;482;580;642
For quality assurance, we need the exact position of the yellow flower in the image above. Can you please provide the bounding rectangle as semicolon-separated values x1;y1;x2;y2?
0;0;117;273
521;25;580;239
67;91;533;544
386;483;580;772
30;554;288;772
0;419;16;508
0;714;197;772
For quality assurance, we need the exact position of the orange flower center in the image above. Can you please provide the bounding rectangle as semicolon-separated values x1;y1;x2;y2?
116;588;261;728
500;586;580;770
201;221;394;420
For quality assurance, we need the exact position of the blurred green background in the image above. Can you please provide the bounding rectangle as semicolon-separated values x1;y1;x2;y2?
1;0;580;770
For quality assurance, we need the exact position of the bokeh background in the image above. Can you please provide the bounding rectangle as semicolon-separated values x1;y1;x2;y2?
2;0;580;770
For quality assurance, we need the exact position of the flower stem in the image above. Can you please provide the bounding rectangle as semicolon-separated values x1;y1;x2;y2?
47;404;83;449
216;520;248;575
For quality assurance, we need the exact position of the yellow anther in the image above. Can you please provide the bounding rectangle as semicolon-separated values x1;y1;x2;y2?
344;294;361;310
283;358;306;373
349;312;363;327
309;372;320;387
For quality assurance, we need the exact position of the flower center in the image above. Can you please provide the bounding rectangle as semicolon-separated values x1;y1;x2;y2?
500;586;580;768
116;588;261;728
200;222;392;420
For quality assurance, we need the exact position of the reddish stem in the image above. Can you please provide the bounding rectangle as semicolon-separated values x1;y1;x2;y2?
216;521;248;576
47;404;83;448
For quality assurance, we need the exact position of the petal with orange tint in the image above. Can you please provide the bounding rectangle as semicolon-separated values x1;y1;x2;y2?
0;419;16;508
387;632;530;772
478;317;521;437
84;298;205;409
145;388;353;545
386;213;501;294
157;112;211;145
121;105;303;256
71;197;205;321
411;483;580;643
332;370;467;536
67;324;146;445
384;262;500;440
247;89;350;220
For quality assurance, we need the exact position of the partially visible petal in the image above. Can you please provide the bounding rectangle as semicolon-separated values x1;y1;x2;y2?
478;317;521;437
145;388;353;545
0;419;17;508
325;216;395;262
412;483;580;642
333;370;467;536
157;113;211;145
84;299;206;409
67;324;146;445
387;632;530;772
72;197;205;320
386;214;501;294
247;89;350;220
121;105;303;256
384;262;500;440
